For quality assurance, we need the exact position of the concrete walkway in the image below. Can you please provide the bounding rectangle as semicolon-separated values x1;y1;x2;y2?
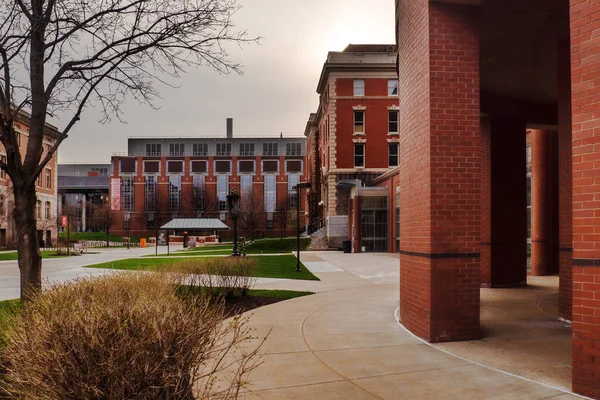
244;252;583;400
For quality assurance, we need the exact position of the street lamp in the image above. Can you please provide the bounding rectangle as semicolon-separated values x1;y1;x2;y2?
294;182;311;272
226;188;241;257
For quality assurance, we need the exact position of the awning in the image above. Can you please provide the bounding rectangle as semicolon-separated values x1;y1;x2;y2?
160;218;229;231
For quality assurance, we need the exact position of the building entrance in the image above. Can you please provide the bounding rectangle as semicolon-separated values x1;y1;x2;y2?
360;197;388;252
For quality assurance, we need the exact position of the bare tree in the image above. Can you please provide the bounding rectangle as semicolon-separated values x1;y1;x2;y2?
238;188;263;239
0;0;257;301
0;183;14;247
94;202;119;247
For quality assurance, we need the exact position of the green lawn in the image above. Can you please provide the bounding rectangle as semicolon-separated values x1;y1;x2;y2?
0;251;74;261
146;237;311;258
85;255;319;281
58;232;141;244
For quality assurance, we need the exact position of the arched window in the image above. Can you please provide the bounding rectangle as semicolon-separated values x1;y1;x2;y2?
45;201;51;220
36;200;41;219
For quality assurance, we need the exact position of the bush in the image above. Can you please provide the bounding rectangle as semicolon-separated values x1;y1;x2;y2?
173;257;258;299
0;272;263;399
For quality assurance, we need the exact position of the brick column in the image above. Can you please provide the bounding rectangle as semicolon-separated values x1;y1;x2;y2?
398;1;480;342
531;129;553;276
570;2;600;397
558;37;572;321
481;117;527;287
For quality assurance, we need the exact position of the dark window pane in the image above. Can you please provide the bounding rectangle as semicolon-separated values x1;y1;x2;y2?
239;160;254;173
263;160;278;173
191;161;207;173
215;160;231;173
167;161;183;173
287;160;302;173
144;161;159;173
121;158;136;173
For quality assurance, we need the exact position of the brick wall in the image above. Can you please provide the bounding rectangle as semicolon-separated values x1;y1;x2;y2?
570;0;600;397
398;0;481;342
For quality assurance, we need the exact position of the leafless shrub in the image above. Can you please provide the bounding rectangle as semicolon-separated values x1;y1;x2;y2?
0;272;263;399
172;257;258;298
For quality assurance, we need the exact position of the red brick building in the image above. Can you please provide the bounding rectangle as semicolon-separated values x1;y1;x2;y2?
394;0;600;397
109;122;307;239
305;44;399;249
0;112;59;247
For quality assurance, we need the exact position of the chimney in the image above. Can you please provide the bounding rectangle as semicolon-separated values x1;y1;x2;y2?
226;118;233;139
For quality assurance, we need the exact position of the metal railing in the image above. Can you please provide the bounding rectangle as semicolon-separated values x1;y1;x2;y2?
306;218;326;235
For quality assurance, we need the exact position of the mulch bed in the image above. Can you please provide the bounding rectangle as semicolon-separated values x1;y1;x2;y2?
223;296;285;317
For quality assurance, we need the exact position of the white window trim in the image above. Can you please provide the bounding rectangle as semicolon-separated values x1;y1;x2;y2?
166;160;184;175
354;110;365;135
190;160;208;175
238;160;256;175
285;159;303;174
353;79;365;97
388;110;399;135
261;160;279;175
354;144;365;168
214;160;232;175
143;160;161;175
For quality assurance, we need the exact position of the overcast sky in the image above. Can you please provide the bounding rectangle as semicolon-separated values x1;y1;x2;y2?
54;0;396;163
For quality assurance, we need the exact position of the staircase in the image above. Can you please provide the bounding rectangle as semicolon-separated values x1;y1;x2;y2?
307;224;330;251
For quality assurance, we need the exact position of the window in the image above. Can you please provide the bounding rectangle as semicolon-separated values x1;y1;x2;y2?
144;176;157;212
286;142;302;156
217;175;228;211
191;160;207;174
0;194;4;217
354;111;365;134
388;79;398;96
215;160;231;174
193;143;208;156
239;160;254;174
169;175;181;212
263;160;278;174
239;143;255;156
144;161;160;174
36;173;42;187
45;201;51;220
288;174;300;210
192;175;205;214
121;176;134;212
216;143;231;156
146;213;154;230
286;160;302;173
36;200;41;219
263;142;278;156
91;167;108;175
167;160;183;174
354;144;365;167
388;110;398;134
146;143;162;157
46;144;52;155
264;174;276;212
120;158;136;174
241;174;252;196
353;79;364;96
169;143;184;156
45;168;51;189
388;144;399;167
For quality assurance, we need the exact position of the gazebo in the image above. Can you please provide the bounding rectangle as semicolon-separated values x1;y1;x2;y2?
159;218;229;248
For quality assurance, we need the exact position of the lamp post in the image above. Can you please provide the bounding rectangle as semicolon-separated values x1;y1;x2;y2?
294;182;311;272
226;189;241;257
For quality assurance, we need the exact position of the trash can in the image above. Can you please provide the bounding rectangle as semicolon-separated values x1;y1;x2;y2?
140;238;146;248
343;240;351;253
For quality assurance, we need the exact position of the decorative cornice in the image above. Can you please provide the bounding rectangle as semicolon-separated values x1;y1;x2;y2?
352;105;367;111
387;105;400;111
352;137;367;144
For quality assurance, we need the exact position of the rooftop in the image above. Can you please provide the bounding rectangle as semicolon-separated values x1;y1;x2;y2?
343;44;397;53
160;218;229;231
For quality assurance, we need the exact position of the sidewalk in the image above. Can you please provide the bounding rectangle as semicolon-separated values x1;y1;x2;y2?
243;252;582;400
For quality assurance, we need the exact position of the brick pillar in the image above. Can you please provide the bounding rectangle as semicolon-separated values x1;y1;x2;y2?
558;37;572;321
531;129;554;276
398;1;480;342
352;196;361;253
570;2;600;397
481;117;527;287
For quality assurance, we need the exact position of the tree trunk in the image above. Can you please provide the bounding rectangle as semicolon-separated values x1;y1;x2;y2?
106;226;110;248
13;183;42;302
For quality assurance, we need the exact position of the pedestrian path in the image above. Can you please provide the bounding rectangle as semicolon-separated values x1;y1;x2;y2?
243;252;584;400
